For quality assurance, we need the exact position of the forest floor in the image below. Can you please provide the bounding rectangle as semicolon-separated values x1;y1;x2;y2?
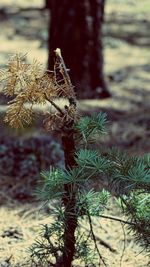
0;0;150;266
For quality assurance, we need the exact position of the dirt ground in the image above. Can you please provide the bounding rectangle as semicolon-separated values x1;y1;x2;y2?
0;0;150;266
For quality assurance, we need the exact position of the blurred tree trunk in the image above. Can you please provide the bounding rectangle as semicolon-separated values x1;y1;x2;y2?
46;0;110;99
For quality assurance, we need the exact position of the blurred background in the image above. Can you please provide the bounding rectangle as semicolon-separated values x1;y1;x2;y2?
0;0;150;100
0;0;150;266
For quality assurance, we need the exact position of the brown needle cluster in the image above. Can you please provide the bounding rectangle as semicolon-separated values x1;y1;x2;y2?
0;49;77;129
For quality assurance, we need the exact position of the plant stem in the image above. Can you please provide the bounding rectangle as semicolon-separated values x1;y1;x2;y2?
87;211;107;267
60;128;77;267
99;214;135;226
54;48;78;267
45;94;64;115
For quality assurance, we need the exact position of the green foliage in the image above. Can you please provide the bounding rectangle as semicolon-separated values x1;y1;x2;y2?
143;153;150;167
76;149;111;173
105;148;150;192
37;169;65;200
75;238;97;266
75;226;99;267
30;112;150;266
30;202;105;266
75;112;107;141
77;189;110;217
30;206;65;266
120;192;150;254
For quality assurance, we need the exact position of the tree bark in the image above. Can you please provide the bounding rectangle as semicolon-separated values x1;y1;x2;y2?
61;130;77;267
54;128;77;267
47;0;110;99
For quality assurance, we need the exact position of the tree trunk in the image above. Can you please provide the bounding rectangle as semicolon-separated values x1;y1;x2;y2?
55;124;77;267
47;0;110;99
61;132;77;267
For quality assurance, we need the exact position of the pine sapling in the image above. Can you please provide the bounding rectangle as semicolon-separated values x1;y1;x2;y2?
0;49;150;267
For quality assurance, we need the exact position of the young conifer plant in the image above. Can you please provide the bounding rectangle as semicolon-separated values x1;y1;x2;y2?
0;49;150;267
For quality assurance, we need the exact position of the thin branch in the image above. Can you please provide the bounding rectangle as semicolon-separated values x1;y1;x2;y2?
54;48;77;108
81;224;117;253
99;214;135;226
87;211;107;267
96;237;117;253
45;94;64;116
55;48;72;88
